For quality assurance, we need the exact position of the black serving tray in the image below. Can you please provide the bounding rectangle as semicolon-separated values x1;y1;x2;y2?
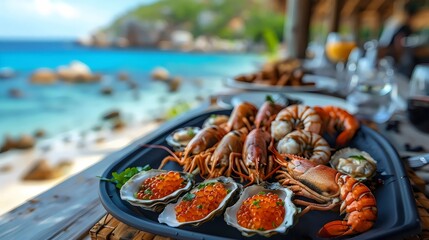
99;109;421;240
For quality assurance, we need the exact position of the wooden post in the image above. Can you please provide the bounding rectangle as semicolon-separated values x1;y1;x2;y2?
328;0;344;33
285;0;311;59
350;11;361;44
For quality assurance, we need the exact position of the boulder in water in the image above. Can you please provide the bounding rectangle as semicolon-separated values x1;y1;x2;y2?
8;88;24;98
14;134;35;149
168;77;182;92
57;61;101;83
102;110;120;120
30;68;57;84
0;135;16;153
117;71;129;81
112;119;126;131
151;67;169;81
0;67;16;79
101;87;114;96
34;129;46;138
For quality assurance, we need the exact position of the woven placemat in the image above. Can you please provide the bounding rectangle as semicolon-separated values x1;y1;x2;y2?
89;214;173;240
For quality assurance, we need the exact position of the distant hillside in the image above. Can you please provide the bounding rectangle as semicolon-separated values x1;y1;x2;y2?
97;0;285;51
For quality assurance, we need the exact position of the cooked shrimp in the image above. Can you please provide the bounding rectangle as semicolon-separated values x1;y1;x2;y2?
276;130;331;165
313;106;360;147
271;104;322;141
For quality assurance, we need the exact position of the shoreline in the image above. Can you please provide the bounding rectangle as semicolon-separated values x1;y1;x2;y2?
0;118;161;215
0;81;240;216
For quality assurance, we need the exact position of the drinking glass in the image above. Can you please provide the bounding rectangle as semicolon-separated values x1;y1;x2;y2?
346;58;397;123
408;64;429;133
325;33;357;91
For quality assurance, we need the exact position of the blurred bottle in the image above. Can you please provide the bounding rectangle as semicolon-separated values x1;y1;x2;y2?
407;64;429;133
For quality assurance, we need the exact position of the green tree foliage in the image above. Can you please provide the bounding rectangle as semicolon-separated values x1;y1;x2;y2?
109;0;285;42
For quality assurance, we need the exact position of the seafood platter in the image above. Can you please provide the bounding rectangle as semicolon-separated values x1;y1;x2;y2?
225;58;337;92
99;99;420;240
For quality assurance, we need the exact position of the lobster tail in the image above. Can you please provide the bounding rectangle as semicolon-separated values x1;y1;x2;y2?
318;220;350;238
318;175;377;238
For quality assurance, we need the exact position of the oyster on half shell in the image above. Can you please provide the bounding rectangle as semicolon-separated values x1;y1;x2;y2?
202;114;229;128
158;176;241;227
166;127;200;151
224;182;298;237
120;169;193;212
330;147;377;180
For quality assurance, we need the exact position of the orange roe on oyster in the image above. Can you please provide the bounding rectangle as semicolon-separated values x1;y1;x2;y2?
237;192;285;231
136;171;186;200
175;182;228;222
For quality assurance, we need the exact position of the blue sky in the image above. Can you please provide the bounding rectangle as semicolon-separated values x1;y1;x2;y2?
0;0;156;39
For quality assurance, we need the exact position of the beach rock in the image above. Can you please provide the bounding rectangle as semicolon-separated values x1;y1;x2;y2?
70;60;91;74
195;95;205;102
14;134;35;149
127;80;138;89
0;67;16;79
112;119;126;131
117;71;129;81
57;61;101;83
0;135;16;153
22;159;73;180
0;165;12;173
95;137;105;144
151;67;169;81
193;78;204;87
30;68;57;84
168;77;182;92
8;88;24;98
92;125;102;131
102;110;120;120
101;87;114;96
34;129;46;138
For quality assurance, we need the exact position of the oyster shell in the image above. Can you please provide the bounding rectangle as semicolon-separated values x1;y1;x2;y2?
330;147;377;180
166;127;200;151
120;169;193;212
158;176;241;227
224;182;298;237
202;114;229;128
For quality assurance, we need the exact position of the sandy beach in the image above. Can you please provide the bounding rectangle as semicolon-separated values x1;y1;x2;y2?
0;120;161;215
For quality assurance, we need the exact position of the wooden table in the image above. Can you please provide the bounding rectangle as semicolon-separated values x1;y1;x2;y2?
1;94;428;240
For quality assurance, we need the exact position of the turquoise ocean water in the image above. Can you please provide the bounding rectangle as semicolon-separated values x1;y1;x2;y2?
0;40;263;140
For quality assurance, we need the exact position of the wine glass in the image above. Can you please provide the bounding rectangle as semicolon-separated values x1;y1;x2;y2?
408;64;429;133
325;33;357;92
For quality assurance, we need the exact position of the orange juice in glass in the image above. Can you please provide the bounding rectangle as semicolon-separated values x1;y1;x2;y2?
325;33;356;94
326;41;357;63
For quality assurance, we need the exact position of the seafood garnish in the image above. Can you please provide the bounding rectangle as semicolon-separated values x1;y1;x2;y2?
166;127;200;151
158;177;241;227
202;114;229;128
120;170;193;212
330;147;377;180
224;182;297;237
